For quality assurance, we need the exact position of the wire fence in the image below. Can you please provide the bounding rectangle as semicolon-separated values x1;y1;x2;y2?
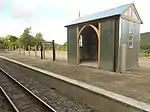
5;45;67;63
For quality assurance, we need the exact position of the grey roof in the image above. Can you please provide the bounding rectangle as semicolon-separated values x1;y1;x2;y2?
65;3;132;27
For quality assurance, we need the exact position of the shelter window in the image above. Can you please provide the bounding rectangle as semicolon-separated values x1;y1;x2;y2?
128;30;134;48
79;35;83;47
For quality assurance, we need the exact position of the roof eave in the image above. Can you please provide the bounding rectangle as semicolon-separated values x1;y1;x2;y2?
64;14;121;27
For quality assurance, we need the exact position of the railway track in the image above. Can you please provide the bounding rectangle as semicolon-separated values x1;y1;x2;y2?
0;86;16;112
0;68;56;112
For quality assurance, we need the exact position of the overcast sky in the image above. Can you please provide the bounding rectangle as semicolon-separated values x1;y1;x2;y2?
0;0;149;44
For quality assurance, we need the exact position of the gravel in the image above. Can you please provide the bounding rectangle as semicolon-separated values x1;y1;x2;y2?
0;62;100;112
0;88;13;112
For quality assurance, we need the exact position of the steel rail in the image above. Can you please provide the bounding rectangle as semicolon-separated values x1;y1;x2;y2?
0;86;20;112
0;68;57;112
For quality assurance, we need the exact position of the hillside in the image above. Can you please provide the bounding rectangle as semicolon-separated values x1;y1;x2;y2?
140;32;150;47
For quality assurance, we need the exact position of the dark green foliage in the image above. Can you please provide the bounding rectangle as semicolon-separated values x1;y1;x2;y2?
19;27;36;48
1;35;18;47
56;42;67;51
0;27;68;51
0;27;45;50
0;37;4;49
140;32;150;56
9;35;18;42
35;32;44;46
17;27;45;50
140;32;150;49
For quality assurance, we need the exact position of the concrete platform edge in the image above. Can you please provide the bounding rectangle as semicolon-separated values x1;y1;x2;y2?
0;56;150;112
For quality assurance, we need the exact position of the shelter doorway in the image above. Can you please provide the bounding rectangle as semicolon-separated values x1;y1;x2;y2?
77;24;100;68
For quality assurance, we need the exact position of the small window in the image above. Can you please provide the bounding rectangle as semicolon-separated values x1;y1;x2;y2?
128;30;134;48
79;35;83;47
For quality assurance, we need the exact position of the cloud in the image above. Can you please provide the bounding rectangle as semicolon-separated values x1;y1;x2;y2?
12;0;42;18
0;18;30;37
0;0;5;6
0;0;7;11
0;0;5;8
0;0;149;44
30;19;67;44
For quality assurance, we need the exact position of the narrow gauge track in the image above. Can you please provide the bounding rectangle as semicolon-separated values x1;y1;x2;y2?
0;68;56;112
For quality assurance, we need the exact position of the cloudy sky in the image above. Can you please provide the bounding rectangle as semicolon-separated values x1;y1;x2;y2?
0;0;149;44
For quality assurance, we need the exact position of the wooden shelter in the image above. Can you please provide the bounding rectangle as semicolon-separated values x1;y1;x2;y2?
65;3;142;72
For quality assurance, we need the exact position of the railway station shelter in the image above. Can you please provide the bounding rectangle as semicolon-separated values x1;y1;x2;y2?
65;3;142;72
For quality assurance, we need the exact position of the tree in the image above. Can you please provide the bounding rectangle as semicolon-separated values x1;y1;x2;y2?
0;35;18;49
2;36;10;46
35;32;44;46
62;42;67;51
19;27;35;49
0;37;4;49
9;35;18;42
56;42;67;51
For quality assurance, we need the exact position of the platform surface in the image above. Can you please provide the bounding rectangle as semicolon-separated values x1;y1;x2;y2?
1;51;150;105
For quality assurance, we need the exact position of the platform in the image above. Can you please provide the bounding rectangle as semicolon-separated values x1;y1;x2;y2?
0;52;150;106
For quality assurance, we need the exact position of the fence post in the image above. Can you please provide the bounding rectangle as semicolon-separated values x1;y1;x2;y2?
10;46;13;51
35;45;37;57
8;46;9;51
13;46;14;51
5;46;7;51
28;45;30;56
12;46;14;51
23;46;25;55
15;46;16;52
52;40;56;61
40;45;43;59
43;44;45;59
19;46;21;54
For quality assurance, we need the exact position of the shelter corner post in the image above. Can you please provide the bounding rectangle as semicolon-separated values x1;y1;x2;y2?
98;22;101;69
77;26;80;64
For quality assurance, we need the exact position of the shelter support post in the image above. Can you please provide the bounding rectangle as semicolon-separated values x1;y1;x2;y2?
98;23;101;69
77;27;80;64
120;44;127;73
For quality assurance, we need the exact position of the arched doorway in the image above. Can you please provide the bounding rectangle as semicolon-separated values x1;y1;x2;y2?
77;23;100;68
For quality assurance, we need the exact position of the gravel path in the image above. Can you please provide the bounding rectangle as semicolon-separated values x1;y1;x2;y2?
0;61;100;112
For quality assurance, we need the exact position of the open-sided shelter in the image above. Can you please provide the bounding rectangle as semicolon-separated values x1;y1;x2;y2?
65;3;142;72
